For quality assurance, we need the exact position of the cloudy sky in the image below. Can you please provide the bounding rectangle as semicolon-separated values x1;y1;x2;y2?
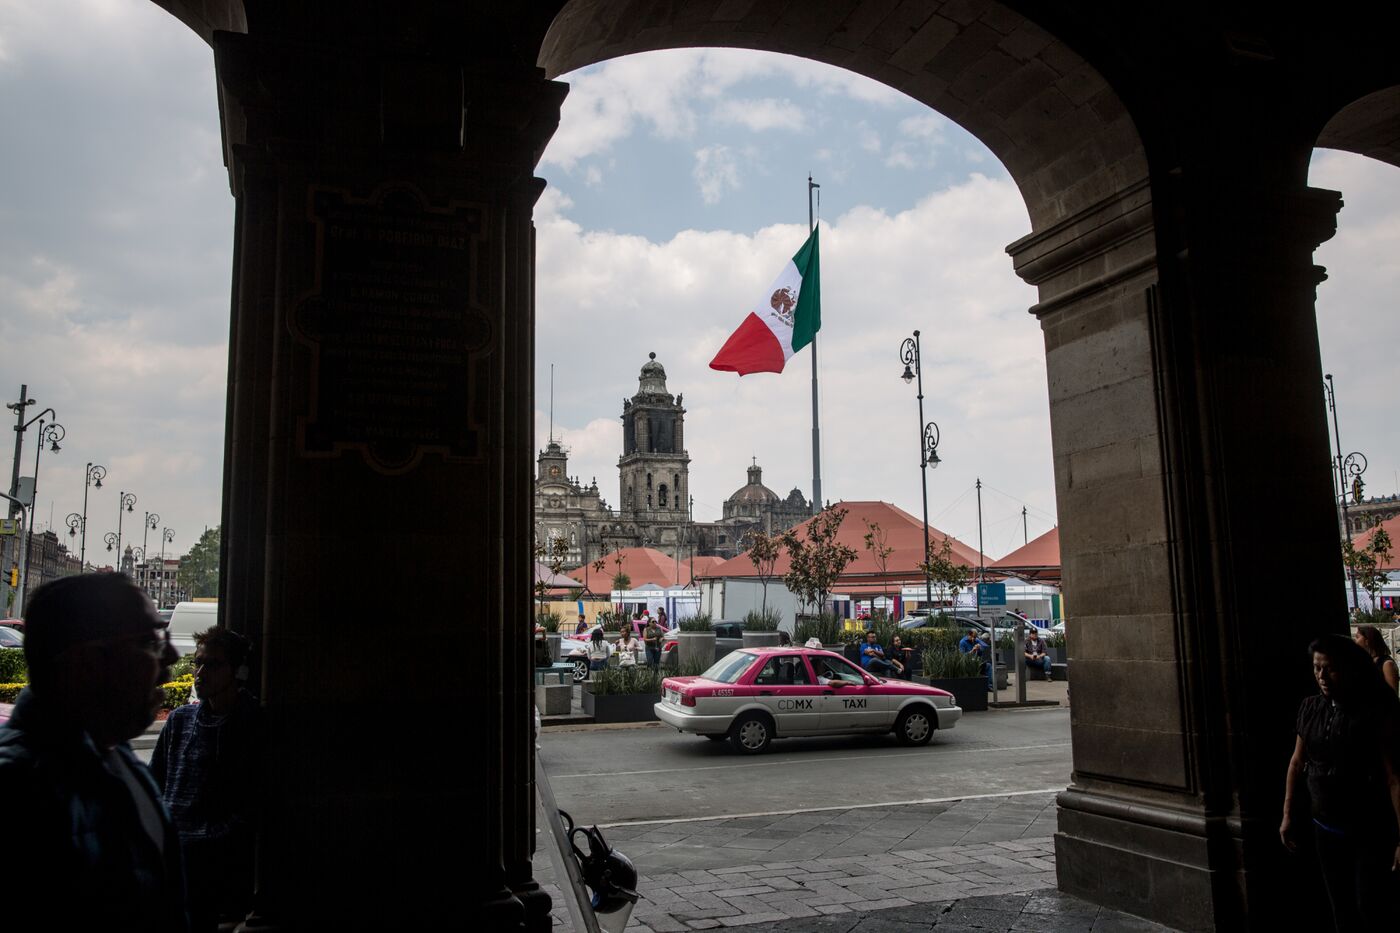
1;2;1396;566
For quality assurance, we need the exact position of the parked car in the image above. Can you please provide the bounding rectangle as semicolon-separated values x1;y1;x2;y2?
0;625;23;649
0;618;23;633
558;632;592;683
166;601;218;656
655;647;962;754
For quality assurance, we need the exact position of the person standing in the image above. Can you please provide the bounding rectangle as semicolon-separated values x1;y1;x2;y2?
1354;624;1400;693
642;615;664;669
1280;634;1400;932
151;627;265;933
615;626;642;668
0;573;188;932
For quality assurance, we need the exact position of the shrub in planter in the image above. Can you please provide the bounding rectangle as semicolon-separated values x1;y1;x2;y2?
794;614;842;647
0;647;27;684
0;682;24;702
677;613;713;632
677;658;710;677
742;607;781;631
923;645;988;712
583;666;663;723
1046;631;1067;649
163;676;194;709
536;611;562;633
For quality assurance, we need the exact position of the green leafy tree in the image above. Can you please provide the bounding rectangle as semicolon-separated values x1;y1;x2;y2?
533;532;571;622
1345;526;1393;612
782;507;858;616
920;535;970;609
176;526;220;599
742;529;784;616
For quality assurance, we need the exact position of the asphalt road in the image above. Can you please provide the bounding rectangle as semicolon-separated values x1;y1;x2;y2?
540;706;1071;827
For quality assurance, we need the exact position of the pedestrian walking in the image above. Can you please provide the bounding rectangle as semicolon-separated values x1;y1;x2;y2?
1354;624;1399;693
616;626;642;668
643;616;663;668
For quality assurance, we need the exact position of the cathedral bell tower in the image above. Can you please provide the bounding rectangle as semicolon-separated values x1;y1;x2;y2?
618;353;689;531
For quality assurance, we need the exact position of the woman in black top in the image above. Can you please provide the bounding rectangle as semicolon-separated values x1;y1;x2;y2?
1354;623;1400;693
1281;634;1400;932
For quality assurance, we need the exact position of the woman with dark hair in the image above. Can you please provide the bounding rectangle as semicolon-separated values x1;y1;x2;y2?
1281;633;1400;931
1354;624;1400;693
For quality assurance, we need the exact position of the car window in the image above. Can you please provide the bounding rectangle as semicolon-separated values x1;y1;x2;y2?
701;651;759;684
814;655;867;684
753;655;813;686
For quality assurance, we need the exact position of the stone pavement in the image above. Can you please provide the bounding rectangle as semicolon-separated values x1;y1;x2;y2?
536;792;1174;932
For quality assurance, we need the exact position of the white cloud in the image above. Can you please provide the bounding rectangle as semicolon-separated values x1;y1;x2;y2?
713;97;806;132
545;48;907;171
533;173;1051;550
899;114;947;140
693;146;741;204
884;150;916;170
857;123;882;153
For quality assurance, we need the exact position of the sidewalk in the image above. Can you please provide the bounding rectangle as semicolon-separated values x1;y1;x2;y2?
535;792;1172;932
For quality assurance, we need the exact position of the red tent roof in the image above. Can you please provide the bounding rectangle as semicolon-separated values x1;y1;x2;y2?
566;547;703;589
701;500;985;584
1355;515;1400;571
988;527;1061;583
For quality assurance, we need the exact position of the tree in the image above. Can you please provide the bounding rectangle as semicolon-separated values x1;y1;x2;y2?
1345;526;1393;612
920;535;970;610
862;520;894;617
177;526;220;599
741;529;784;616
782;507;858;616
533;532;571;622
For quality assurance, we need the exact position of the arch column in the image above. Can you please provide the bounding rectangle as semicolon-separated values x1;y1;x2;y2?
1013;170;1343;930
213;27;563;930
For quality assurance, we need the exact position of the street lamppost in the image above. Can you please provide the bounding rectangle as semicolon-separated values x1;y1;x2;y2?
141;512;159;595
130;546;145;590
21;420;62;593
157;527;175;609
1323;374;1369;611
76;462;106;568
901;330;939;609
113;491;136;559
103;532;119;562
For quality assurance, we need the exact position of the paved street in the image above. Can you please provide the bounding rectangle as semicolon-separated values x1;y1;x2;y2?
535;701;1176;932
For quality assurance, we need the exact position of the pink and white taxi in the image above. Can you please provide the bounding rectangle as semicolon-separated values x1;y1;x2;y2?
655;647;962;754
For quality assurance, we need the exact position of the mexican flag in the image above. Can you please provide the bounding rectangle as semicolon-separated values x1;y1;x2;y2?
709;226;820;376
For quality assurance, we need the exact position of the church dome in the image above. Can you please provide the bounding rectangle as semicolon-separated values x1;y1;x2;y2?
637;352;668;394
728;463;779;505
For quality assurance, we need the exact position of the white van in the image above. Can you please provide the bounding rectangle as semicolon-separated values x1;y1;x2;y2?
166;601;218;657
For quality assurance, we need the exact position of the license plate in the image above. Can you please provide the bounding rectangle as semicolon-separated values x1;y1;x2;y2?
666;689;679;704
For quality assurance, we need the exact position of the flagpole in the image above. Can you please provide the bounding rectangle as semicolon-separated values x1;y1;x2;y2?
808;174;822;516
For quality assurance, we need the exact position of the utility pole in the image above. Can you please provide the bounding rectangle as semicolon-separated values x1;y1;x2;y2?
7;385;33;519
1022;506;1028;545
808;174;822;516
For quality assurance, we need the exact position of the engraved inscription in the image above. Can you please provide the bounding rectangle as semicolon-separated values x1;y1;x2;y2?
293;186;489;472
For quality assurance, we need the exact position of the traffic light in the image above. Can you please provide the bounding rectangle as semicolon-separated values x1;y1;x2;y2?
7;564;16;588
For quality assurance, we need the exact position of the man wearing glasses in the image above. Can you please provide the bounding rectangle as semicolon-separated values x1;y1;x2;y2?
0;573;187;931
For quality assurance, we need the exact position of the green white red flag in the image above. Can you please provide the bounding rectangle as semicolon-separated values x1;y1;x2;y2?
709;226;821;376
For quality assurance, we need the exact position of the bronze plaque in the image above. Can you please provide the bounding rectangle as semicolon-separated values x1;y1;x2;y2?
293;186;490;472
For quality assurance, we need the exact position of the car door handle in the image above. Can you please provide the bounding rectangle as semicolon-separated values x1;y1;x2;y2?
822;690;834;695
759;690;773;696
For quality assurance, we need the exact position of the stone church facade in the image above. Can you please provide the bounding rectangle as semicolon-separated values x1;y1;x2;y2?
534;354;810;568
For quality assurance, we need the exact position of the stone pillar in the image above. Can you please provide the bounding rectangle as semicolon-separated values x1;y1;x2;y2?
214;27;563;931
1011;173;1342;931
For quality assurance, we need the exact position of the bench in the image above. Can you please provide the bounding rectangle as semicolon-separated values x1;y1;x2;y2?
535;663;573;686
1025;662;1069;682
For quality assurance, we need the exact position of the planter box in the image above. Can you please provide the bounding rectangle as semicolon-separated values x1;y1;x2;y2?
582;688;660;723
535;683;571;716
678;631;716;670
742;631;783;649
930;676;988;712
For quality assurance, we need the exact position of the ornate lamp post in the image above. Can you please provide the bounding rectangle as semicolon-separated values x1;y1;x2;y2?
21;420;62;592
114;491;136;559
75;462;106;567
157;527;175;609
901;331;941;609
130;545;146;591
1324;374;1368;611
65;512;82;566
103;532;119;561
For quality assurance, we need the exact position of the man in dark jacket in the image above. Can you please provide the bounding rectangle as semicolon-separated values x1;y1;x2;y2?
152;626;264;932
0;573;187;931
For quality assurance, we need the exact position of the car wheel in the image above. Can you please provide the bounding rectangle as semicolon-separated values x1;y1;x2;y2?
894;706;935;746
571;659;588;683
728;713;773;754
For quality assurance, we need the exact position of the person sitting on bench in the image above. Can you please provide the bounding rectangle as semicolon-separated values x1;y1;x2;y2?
1024;630;1053;677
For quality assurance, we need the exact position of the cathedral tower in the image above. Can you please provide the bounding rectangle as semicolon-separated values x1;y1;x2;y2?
618;354;689;545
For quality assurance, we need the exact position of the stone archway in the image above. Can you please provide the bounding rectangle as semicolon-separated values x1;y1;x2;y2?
141;2;1384;930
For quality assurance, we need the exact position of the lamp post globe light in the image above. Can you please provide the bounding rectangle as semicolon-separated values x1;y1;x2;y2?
129;546;146;593
103;532;119;557
66;513;83;563
900;330;937;609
